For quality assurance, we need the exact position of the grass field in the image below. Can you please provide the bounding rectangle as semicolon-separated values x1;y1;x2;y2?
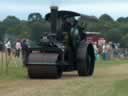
0;53;128;96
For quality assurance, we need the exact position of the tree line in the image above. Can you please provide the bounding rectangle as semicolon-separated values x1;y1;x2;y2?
0;13;128;47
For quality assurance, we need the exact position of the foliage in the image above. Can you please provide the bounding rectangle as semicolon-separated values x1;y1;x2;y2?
28;13;42;22
0;13;128;47
99;14;114;22
0;22;6;41
117;17;128;23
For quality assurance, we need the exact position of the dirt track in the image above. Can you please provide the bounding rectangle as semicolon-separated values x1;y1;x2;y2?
0;64;128;96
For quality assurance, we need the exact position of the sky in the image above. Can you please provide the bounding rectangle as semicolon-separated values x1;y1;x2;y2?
0;0;128;20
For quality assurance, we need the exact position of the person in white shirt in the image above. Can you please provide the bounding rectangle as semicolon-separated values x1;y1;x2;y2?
5;40;11;56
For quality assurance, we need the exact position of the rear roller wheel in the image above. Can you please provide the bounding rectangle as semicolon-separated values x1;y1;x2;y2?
77;41;95;76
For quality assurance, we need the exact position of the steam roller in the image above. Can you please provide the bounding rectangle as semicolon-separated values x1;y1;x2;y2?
23;6;96;79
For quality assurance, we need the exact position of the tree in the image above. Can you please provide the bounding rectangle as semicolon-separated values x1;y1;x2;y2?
29;21;50;40
117;17;128;23
78;15;98;32
120;33;128;47
117;17;126;22
28;13;42;22
103;28;122;43
0;22;6;41
0;12;128;48
29;22;49;42
99;14;114;22
3;16;20;27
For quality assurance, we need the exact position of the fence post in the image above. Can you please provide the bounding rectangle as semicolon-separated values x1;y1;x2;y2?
5;50;9;75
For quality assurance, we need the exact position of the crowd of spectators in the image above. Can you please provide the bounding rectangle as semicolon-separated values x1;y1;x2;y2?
1;38;128;60
93;41;128;60
4;39;29;58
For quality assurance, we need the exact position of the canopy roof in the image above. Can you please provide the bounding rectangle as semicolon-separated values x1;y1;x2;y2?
45;10;81;20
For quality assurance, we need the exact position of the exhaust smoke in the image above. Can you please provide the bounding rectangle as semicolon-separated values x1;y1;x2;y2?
50;0;63;6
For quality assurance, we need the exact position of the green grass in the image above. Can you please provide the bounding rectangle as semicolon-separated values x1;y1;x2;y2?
0;54;28;80
97;59;128;65
111;79;128;96
96;58;128;68
0;54;128;96
0;54;128;80
0;66;27;80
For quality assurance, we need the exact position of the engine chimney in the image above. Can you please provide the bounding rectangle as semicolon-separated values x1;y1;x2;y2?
50;6;58;33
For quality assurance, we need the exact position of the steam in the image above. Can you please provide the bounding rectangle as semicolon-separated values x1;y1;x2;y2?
50;0;63;6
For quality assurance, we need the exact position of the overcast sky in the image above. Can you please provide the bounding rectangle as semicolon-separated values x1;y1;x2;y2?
0;0;128;20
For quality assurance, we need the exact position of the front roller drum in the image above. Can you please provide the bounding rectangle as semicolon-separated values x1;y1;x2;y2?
27;52;62;79
27;64;62;78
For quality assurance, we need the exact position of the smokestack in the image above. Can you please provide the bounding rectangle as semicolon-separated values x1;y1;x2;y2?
50;6;58;33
